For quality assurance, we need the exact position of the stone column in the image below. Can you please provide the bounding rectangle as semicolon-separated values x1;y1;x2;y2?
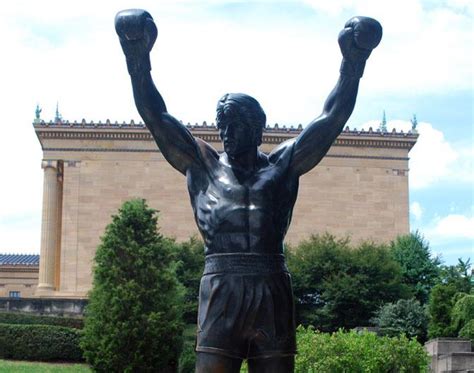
36;160;62;296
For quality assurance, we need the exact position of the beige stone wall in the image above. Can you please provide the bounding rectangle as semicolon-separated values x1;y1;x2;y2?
0;266;39;298
34;122;417;297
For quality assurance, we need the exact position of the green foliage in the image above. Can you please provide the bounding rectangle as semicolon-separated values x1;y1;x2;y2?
173;236;205;323
438;258;472;293
178;342;196;373
0;312;83;329
0;323;83;362
451;294;474;339
371;299;428;341
240;327;428;373
458;319;474;343
428;259;472;339
81;199;184;373
178;324;197;373
295;326;428;373
427;283;459;338
390;231;441;304
287;234;408;331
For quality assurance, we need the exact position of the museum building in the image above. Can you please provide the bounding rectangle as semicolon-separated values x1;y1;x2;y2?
31;118;417;298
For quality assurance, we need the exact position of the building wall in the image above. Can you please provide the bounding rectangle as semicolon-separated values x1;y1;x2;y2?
0;266;39;298
34;121;417;297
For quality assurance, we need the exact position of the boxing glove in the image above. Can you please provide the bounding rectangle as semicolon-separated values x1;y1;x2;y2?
115;9;158;75
338;16;382;78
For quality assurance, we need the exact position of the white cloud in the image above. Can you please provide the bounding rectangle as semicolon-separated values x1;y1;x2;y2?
429;214;474;240
415;212;474;263
410;202;423;220
409;122;459;189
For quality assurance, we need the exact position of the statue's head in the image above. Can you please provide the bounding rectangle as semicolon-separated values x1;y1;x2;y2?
216;93;266;156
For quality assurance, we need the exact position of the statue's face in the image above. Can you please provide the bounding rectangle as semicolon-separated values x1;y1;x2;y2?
217;116;255;157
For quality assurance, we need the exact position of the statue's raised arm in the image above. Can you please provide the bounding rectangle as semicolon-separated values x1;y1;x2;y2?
287;17;382;176
115;9;205;176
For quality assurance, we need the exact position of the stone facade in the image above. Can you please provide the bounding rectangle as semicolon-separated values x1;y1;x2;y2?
34;119;417;298
425;338;474;372
0;255;39;298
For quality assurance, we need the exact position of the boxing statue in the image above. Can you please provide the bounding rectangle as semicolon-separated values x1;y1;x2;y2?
115;10;382;373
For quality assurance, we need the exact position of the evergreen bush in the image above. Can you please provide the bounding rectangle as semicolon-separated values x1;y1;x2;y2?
81;199;184;372
0;312;83;329
0;323;83;361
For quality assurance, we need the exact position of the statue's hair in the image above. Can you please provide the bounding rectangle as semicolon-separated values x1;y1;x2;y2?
216;93;266;146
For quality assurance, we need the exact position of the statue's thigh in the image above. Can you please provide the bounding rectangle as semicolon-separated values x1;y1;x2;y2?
195;352;242;373
248;355;295;373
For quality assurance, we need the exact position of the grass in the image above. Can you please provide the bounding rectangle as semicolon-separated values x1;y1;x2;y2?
0;360;91;373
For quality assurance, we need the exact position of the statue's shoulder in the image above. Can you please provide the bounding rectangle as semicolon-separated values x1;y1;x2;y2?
195;137;220;168
268;138;296;166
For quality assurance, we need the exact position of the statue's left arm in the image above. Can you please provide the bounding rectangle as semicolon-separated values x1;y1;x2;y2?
289;17;382;176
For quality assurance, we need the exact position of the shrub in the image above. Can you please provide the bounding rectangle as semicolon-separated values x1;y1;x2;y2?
371;298;428;341
0;312;83;329
295;326;428;373
81;199;184;373
0;323;83;361
287;233;408;331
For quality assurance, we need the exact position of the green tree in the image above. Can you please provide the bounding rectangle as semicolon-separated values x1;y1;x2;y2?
451;294;474;342
81;199;184;373
428;258;472;339
371;298;428;341
439;258;472;293
287;234;408;331
173;236;205;323
390;231;441;304
286;234;351;328
427;284;459;338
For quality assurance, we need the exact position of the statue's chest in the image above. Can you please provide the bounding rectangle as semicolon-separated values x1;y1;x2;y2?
208;165;281;207
190;164;286;228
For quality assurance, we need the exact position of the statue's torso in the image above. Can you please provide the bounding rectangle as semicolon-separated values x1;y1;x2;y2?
187;146;298;256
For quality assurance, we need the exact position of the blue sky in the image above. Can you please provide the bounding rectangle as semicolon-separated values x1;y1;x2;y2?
0;0;472;265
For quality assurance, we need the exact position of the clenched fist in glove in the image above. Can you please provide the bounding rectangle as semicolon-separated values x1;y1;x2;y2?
115;9;158;76
338;16;382;78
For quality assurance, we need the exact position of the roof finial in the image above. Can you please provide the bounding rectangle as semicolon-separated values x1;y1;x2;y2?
379;110;387;132
54;102;62;123
411;114;418;132
34;104;42;123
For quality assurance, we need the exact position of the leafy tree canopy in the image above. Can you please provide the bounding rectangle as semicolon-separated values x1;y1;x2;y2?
287;233;409;331
390;231;441;304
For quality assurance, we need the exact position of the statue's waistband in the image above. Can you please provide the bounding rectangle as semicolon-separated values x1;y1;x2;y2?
203;253;288;275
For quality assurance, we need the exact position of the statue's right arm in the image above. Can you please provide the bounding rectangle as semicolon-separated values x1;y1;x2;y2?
115;9;206;175
130;70;201;175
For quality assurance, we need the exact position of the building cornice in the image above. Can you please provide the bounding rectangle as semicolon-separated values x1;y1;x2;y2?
34;119;418;151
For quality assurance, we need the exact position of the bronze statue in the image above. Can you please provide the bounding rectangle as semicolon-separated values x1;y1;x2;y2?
115;10;382;373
